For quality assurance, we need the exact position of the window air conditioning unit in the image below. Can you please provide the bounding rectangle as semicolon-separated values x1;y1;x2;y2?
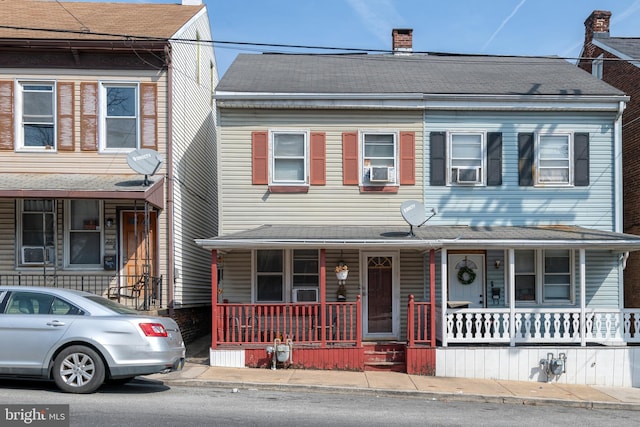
22;247;54;264
293;288;318;303
454;168;481;184
370;166;392;182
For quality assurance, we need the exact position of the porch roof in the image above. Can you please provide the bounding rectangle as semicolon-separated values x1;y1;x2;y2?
0;173;164;209
196;224;640;252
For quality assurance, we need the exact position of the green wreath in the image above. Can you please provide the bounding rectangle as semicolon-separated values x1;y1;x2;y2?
457;266;476;285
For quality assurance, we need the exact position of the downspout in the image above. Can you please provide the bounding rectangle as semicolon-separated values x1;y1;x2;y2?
165;44;175;317
615;101;625;310
614;101;625;233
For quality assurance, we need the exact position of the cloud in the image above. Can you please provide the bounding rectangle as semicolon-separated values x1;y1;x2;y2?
482;0;527;52
345;0;405;46
613;0;640;23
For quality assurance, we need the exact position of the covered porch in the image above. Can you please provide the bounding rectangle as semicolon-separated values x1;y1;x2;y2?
197;224;640;376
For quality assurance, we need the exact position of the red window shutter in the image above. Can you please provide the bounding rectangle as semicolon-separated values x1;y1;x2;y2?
342;132;359;185
252;131;269;185
140;83;158;150
399;131;415;185
310;132;326;185
0;81;14;150
80;82;98;151
57;82;75;151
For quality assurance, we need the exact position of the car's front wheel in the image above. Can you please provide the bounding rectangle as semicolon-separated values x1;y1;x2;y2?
52;345;105;394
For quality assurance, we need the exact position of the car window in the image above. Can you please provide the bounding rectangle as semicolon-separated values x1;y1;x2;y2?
5;291;84;315
83;295;139;315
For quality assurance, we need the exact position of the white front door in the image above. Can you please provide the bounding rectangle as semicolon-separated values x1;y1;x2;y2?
448;253;485;308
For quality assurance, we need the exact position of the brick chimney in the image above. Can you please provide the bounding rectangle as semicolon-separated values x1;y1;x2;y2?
392;28;413;55
584;10;611;44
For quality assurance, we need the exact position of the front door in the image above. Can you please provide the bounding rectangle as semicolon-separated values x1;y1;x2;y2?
448;253;485;308
121;211;157;285
363;254;398;339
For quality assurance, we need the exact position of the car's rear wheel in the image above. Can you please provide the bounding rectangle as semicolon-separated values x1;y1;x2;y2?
52;345;105;394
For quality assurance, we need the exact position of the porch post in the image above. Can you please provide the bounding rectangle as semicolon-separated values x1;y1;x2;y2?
441;248;448;347
211;249;218;350
320;248;326;348
580;248;586;347
430;249;436;347
508;249;515;347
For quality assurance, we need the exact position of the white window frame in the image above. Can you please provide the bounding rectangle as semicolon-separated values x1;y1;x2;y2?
514;249;574;305
361;131;398;186
269;130;309;185
253;249;319;303
592;54;604;79
64;200;104;269
447;131;485;186
15;80;56;152
536;133;573;186
17;199;56;267
99;81;139;153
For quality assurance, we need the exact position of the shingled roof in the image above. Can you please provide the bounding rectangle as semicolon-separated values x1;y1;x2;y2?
217;53;625;97
0;0;204;41
595;37;640;62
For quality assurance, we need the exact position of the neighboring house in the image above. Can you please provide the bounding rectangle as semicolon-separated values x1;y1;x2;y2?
0;0;217;341
577;10;640;310
197;29;640;386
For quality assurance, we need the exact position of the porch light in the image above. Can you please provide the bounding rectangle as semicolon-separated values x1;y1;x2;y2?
495;259;501;269
105;218;114;228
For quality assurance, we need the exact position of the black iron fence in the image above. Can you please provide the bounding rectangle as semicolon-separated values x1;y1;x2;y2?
0;274;163;310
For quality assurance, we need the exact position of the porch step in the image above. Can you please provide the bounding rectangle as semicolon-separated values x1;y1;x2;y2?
363;343;406;372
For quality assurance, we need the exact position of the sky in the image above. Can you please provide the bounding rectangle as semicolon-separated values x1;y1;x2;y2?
70;1;640;78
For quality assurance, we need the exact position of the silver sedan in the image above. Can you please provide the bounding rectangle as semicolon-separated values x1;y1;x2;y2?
0;286;185;393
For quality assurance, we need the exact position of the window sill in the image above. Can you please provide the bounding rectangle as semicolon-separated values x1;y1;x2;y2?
269;186;309;193
359;185;398;193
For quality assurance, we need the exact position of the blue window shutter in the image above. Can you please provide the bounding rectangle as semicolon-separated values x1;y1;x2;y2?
518;133;534;186
487;132;502;186
574;133;589;186
430;132;446;186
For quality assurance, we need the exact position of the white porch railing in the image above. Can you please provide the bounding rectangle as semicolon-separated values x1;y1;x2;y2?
438;308;640;346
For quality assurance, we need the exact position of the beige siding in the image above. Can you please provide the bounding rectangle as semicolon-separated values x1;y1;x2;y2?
218;109;424;234
169;11;218;306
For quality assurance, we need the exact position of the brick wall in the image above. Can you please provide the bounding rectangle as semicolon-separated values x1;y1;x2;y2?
172;305;212;344
579;43;640;307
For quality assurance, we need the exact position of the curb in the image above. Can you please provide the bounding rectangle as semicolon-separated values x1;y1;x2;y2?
146;377;640;411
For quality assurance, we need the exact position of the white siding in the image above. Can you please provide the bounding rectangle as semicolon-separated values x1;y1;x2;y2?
170;10;218;306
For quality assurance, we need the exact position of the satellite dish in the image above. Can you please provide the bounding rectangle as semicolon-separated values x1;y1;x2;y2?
400;200;437;237
127;148;163;186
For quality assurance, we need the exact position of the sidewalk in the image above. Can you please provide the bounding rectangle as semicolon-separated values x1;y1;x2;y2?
147;336;640;411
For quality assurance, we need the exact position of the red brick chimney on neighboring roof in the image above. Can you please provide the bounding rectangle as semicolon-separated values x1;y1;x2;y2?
584;10;611;44
392;28;413;54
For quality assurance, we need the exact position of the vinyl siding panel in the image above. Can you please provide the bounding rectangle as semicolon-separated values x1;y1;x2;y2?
218;109;423;234
424;111;617;231
168;12;218;306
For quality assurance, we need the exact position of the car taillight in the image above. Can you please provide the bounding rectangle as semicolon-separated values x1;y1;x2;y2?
139;323;168;337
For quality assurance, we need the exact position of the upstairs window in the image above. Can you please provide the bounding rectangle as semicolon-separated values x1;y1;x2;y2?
100;83;138;151
449;133;484;185
537;134;571;185
17;82;55;150
271;131;308;184
362;132;396;185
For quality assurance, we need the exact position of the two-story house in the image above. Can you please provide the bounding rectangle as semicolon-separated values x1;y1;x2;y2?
577;10;640;311
0;0;217;341
197;29;640;386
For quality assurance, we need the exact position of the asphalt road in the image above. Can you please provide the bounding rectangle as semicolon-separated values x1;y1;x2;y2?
0;377;639;427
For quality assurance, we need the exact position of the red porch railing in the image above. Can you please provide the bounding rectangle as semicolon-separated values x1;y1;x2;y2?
407;295;434;346
214;296;362;347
